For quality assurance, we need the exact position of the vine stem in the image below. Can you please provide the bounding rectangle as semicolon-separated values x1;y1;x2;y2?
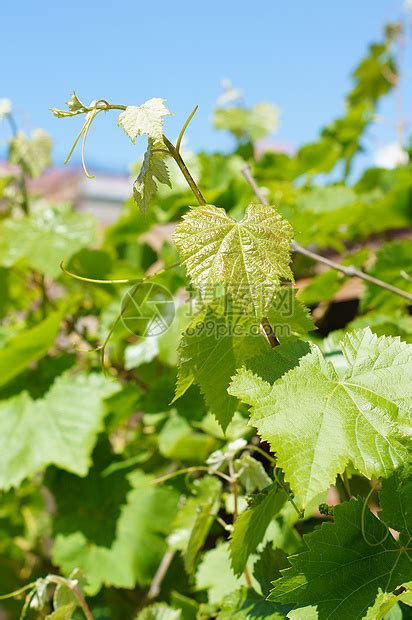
261;317;279;348
162;135;207;205
241;165;412;303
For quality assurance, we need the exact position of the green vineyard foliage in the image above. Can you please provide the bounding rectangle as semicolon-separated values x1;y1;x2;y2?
0;18;411;620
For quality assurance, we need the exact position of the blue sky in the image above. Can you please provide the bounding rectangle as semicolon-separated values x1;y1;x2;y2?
1;0;410;172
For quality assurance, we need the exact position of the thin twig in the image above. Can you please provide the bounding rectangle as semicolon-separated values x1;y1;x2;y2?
147;549;176;600
241;165;412;303
69;585;95;620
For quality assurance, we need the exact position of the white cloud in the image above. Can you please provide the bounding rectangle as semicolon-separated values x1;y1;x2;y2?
374;143;408;169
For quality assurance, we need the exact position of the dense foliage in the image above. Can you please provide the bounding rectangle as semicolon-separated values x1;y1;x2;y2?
0;20;411;620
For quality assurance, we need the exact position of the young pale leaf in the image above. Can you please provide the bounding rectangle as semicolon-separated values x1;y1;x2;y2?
234;454;272;494
173;306;268;430
118;98;171;143
213;101;279;141
269;498;412;619
230;484;288;576
50;92;89;117
46;604;76;620
0;373;118;489
286;607;318;619
53;568;86;611
0;204;96;278
364;584;412;619
229;328;412;506
133;139;171;212
9;129;52;178
173;204;294;317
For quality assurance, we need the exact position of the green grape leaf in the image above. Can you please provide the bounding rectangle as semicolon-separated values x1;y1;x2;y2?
298;270;342;306
169;476;221;554
136;603;181;620
133;138;172;212
267;289;314;337
297;139;341;176
118;98;171;142
230;484;288;576
362;241;412;311
253;543;290;597
158;414;215;463
217;587;286;619
213;102;279;141
296;186;357;214
52;475;178;594
247;337;311;384
0;311;61;388
9;129;52;178
269;498;412;619
173;305;268;430
173;204;294;317
0;204;96;277
379;469;412;542
195;542;244;604
170;592;198;619
229;328;412;506
348;41;395;106
0;373;118;489
183;476;222;573
47;440;131;548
